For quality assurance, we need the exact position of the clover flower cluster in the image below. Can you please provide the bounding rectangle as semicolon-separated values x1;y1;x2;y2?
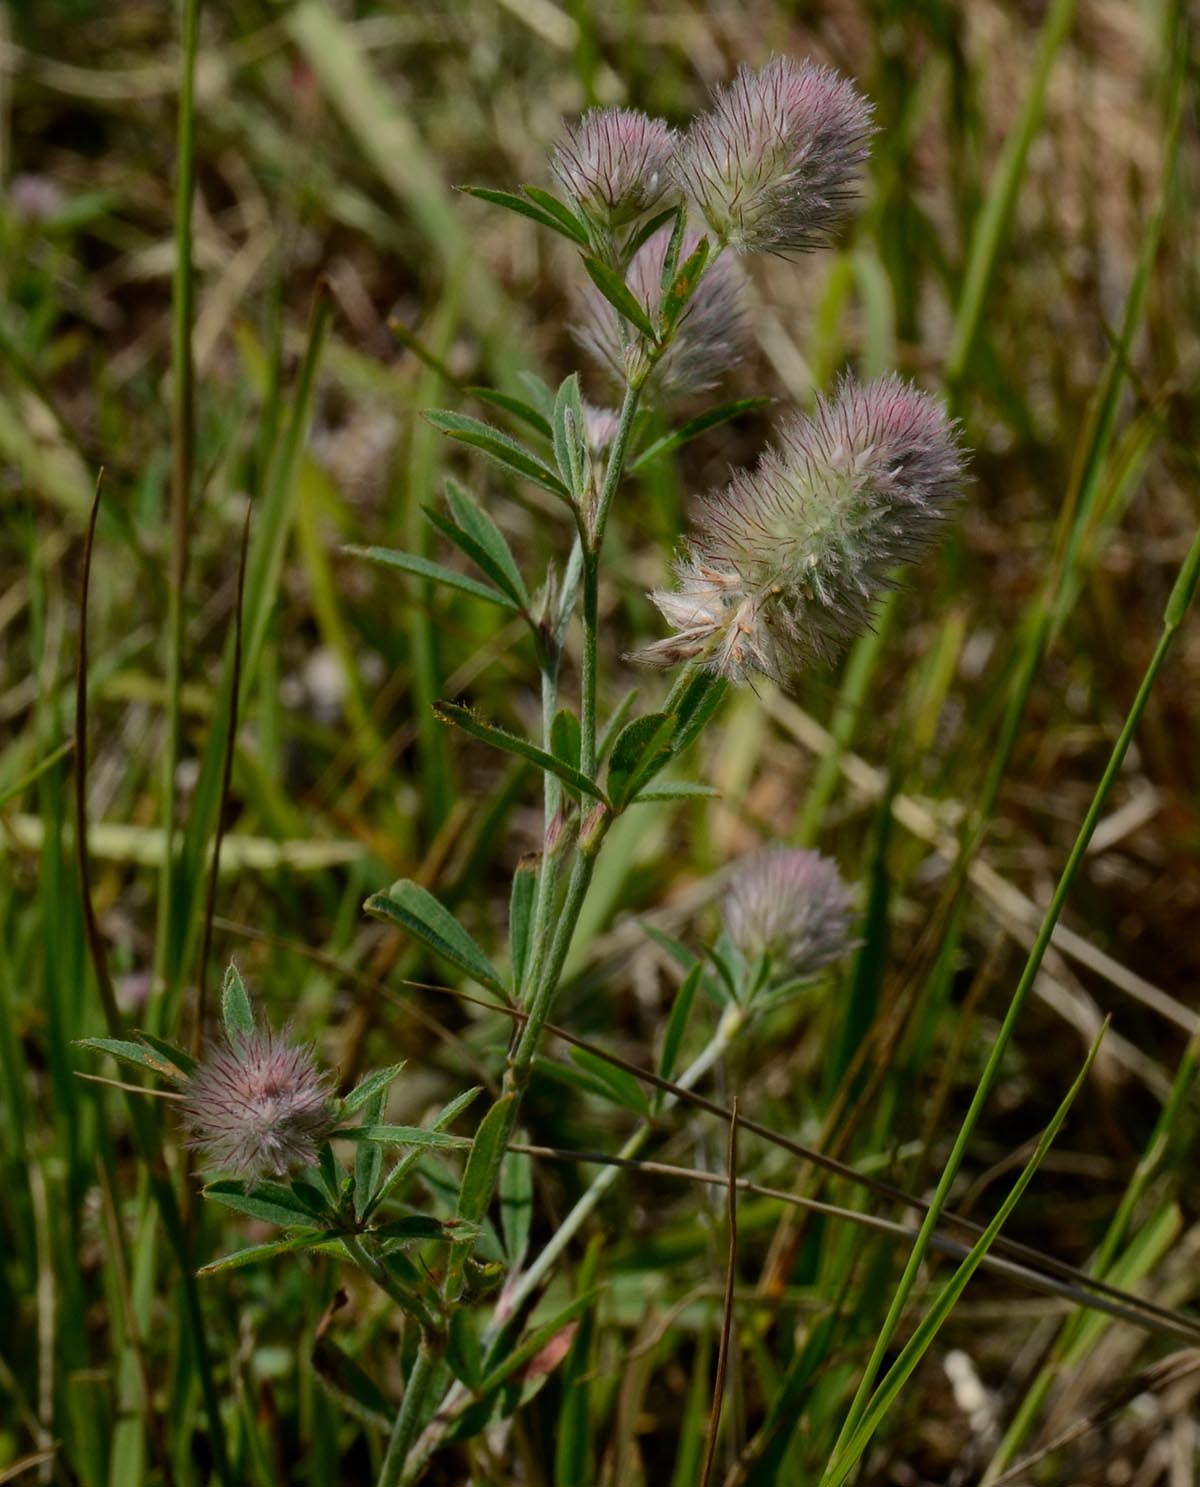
723;846;855;979
551;57;872;405
675;57;873;254
181;1025;335;1183
641;375;966;682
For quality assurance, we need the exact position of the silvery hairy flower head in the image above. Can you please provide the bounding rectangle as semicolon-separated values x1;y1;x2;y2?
181;1025;335;1183
574;224;749;400
723;846;855;979
676;56;873;255
642;375;966;682
552;108;677;227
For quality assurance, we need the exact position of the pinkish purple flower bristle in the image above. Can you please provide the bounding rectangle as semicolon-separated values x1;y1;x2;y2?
723;846;855;977
552;108;677;226
574;224;749;400
641;374;966;682
676;56;873;255
181;1026;335;1183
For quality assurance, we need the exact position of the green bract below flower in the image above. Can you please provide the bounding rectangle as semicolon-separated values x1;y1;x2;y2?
641;375;967;682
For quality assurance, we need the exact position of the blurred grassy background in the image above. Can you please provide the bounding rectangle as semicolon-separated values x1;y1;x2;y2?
2;0;1199;1482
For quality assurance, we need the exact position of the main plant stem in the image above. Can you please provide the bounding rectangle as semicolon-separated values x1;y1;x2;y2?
378;1327;440;1487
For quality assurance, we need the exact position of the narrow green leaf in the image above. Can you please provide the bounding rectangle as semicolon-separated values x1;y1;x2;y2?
659;202;687;291
342;1063;407;1115
131;1029;198;1078
516;370;557;421
346;544;517;609
75;1036;190;1083
568;1046;650;1116
197;1232;328;1275
366;1085;484;1219
509;862;538;991
607;712;676;808
424;408;572;501
658;964;702;1085
669;673;728;756
630;398;772;472
623;203;681;263
443;476;530;605
371;1215;480;1245
825;1024;1106;1487
332;1124;470;1150
465;387;553;439
460;184;589;244
478;1290;599;1394
597;688;639;765
203;1180;325;1228
500;1144;534;1265
554;1236;602;1487
553;373;587;500
660;234;710;333
435;702;606;804
364;878;505;992
633;781;720;803
457;1093;516;1227
221;962;254;1045
550;707;583;801
354;1088;386;1221
580;254;659;343
521;185;591;245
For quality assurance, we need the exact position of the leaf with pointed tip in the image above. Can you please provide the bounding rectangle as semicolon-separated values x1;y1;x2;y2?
131;1029;198;1078
197;1231;330;1275
630;398;773;472
500;1144;534;1265
221;962;254;1045
365;879;506;993
552;373;587;500
342;1063;407;1115
632;780;720;804
659;202;688;292
364;1085;485;1220
75;1036;190;1083
333;1123;470;1150
371;1214;481;1245
203;1180;325;1228
658;963;702;1089
509;862;537;992
354;1087;386;1222
607;712;676;809
580;255;659;343
521;185;591;245
465;387;553;439
437;477;529;606
346;544;517;609
435;702;606;804
623;202;682;264
424;409;572;502
568;1047;650;1116
459;185;589;245
669;673;728;756
660;234;710;333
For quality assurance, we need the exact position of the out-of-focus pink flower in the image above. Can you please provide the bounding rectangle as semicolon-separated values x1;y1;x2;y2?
723;846;855;977
574;225;749;400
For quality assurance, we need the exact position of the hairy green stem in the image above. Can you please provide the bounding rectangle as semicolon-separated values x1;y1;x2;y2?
378;1327;440;1487
826;517;1200;1471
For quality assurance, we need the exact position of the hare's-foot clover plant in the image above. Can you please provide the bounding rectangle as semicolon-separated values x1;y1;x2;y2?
84;53;967;1487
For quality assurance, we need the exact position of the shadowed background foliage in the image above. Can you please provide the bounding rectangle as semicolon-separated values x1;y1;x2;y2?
2;1;1199;1483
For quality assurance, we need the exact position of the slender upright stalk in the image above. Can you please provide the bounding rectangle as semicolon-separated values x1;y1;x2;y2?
825;518;1200;1471
154;0;201;1020
378;1328;441;1487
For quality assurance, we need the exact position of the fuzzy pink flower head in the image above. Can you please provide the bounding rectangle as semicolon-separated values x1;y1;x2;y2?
723;847;855;978
552;108;678;226
181;1026;335;1183
574;224;749;401
676;56;873;255
641;375;966;682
